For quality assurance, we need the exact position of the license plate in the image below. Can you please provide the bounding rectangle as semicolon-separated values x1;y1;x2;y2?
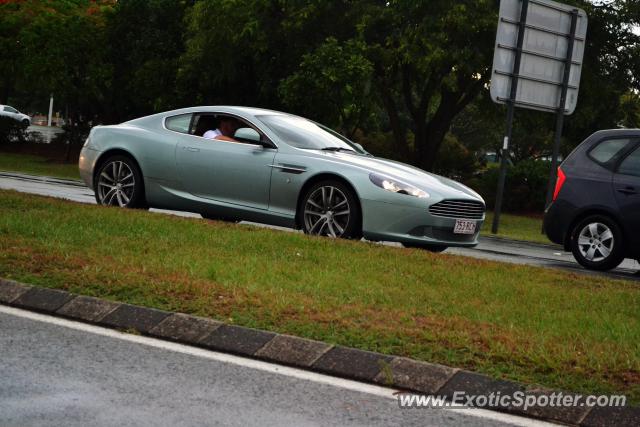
453;219;477;235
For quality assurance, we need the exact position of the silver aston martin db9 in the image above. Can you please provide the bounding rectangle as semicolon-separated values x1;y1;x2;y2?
79;106;485;251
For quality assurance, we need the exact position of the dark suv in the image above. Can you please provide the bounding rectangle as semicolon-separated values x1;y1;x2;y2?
544;129;640;271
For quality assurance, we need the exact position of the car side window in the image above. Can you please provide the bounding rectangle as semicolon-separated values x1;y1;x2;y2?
617;147;640;178
588;138;635;168
5;106;18;113
193;113;270;146
165;114;193;134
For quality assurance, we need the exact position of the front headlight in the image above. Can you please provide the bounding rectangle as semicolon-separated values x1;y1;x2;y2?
369;173;429;198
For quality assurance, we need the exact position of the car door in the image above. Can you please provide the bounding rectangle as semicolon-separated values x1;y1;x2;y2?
4;106;19;120
613;144;640;253
175;115;276;210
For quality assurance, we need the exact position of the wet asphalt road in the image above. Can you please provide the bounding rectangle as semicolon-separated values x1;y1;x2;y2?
0;307;546;427
0;171;638;281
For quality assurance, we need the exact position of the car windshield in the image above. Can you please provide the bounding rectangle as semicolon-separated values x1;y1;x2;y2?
257;114;366;154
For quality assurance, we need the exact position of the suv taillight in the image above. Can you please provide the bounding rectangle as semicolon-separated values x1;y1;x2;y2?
553;167;566;201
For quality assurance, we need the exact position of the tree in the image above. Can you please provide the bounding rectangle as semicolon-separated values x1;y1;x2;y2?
452;0;640;165
105;0;187;121
0;0;28;104
278;38;375;137
178;0;361;109
620;92;640;128
0;0;114;116
357;0;497;170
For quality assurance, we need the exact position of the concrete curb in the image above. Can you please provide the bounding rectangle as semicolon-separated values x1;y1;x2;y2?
1;278;636;426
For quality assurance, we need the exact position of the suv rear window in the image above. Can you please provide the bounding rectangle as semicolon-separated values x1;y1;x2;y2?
589;138;635;166
618;147;640;177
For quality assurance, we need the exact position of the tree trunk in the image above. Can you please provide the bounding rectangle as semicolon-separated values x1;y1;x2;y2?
377;78;410;160
417;123;447;172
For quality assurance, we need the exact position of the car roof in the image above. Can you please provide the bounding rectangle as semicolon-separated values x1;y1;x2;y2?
163;106;290;117
124;105;296;128
589;128;640;139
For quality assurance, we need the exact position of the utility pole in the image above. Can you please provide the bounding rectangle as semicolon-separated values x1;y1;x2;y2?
47;94;54;127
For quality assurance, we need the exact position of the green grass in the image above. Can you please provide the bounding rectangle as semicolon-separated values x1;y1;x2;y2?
0;152;80;180
481;211;549;245
0;189;638;402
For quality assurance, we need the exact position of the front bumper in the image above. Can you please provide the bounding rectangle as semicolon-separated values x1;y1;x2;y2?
78;146;102;189
361;199;482;247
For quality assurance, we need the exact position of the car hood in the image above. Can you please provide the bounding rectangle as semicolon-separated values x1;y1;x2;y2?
315;151;484;202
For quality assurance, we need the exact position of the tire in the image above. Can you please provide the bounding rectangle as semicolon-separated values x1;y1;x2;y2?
21;119;30;128
300;180;361;239
403;243;448;253
94;155;146;208
570;215;625;271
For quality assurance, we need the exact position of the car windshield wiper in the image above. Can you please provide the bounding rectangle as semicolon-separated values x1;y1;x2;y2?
320;147;357;153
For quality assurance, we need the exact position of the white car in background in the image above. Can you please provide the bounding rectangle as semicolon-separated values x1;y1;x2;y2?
0;105;31;127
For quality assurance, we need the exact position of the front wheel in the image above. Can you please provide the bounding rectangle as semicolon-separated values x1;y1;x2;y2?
95;155;146;208
570;215;625;271
21;119;30;129
301;180;361;239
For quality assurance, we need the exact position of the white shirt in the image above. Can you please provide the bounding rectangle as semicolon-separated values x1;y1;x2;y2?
203;129;222;139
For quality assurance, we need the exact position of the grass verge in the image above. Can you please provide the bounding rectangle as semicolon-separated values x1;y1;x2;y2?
0;152;80;180
481;211;548;245
0;189;638;402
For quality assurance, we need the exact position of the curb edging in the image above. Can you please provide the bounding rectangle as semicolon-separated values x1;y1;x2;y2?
1;278;636;426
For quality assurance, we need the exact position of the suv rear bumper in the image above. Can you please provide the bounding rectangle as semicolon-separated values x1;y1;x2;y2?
543;200;573;247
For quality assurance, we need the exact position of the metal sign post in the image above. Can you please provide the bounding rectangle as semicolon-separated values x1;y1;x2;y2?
492;0;529;235
489;0;588;234
543;9;579;214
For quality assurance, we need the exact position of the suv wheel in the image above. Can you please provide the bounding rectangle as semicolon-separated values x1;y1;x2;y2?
570;215;625;271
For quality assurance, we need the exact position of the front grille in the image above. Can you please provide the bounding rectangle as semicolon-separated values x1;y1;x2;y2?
429;200;485;220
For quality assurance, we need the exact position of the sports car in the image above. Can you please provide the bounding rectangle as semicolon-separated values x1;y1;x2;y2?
79;106;485;251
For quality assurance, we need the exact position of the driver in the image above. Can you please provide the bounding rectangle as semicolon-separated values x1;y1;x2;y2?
203;117;240;142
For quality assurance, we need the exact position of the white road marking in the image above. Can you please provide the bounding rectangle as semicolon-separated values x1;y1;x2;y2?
0;305;556;427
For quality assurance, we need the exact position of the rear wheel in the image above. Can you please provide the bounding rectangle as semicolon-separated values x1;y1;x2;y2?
301;180;361;239
570;215;625;271
95;155;146;208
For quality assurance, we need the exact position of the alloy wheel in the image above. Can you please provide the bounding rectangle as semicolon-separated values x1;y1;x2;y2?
577;222;614;262
303;186;351;238
97;160;136;207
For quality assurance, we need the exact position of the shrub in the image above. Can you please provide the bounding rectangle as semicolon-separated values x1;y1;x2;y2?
0;116;27;144
433;134;480;182
470;159;552;213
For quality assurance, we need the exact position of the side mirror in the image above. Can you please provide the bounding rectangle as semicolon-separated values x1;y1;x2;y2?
234;127;262;144
353;143;365;151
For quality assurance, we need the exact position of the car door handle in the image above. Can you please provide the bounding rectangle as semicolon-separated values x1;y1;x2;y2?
183;146;200;153
617;186;638;195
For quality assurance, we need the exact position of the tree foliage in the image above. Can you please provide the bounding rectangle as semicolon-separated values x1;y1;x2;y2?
1;0;639;175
